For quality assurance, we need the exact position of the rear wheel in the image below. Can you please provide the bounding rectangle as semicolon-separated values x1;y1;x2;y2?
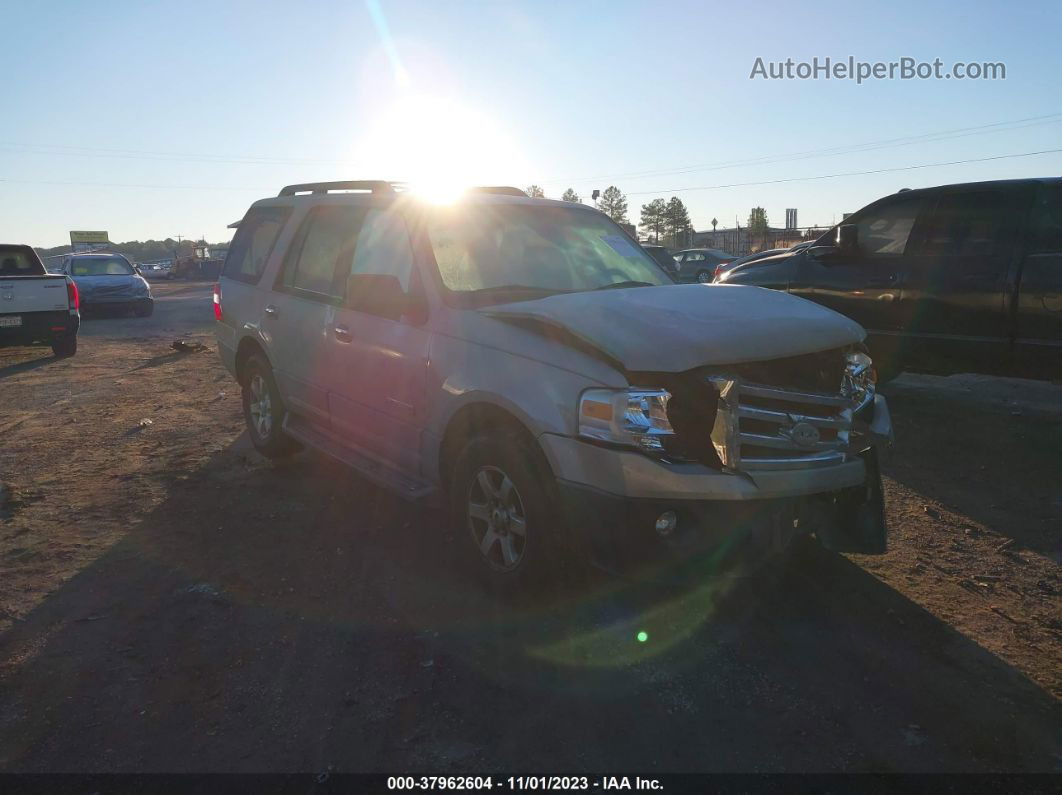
696;269;713;283
241;355;299;459
450;433;560;594
51;335;77;358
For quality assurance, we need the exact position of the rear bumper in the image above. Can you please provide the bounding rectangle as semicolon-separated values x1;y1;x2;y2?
81;295;151;307
0;311;79;348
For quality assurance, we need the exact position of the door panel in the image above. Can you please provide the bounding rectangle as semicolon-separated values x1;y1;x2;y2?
798;193;925;333
897;187;1029;372
268;206;358;426
1015;184;1062;373
325;208;430;475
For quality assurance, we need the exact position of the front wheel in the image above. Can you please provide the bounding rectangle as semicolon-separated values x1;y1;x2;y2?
450;434;560;593
241;355;299;459
133;301;154;317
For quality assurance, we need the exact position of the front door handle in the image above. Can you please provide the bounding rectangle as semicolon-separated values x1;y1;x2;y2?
264;304;279;317
333;324;353;343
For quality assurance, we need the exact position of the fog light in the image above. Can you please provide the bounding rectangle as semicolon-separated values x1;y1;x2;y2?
654;510;678;536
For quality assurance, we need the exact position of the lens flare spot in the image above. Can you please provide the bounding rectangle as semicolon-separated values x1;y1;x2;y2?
636;631;649;643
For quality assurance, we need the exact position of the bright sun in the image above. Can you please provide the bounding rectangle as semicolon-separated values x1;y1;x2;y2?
355;94;530;201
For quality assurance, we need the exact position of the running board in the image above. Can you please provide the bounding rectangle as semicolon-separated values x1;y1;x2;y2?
282;414;434;500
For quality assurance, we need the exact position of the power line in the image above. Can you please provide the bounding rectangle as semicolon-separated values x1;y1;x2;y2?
539;112;1062;186
1;147;1058;196
624;148;1062;197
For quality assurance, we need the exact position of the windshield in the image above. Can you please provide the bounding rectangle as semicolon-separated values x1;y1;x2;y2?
426;204;672;298
70;257;135;276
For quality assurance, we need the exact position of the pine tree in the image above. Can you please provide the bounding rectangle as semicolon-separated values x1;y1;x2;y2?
561;188;580;203
665;197;692;247
526;185;545;198
639;198;667;242
596;186;629;223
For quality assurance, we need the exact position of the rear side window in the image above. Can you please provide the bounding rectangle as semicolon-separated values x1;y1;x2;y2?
279;206;367;299
1028;185;1062;254
223;206;292;284
852;194;923;255
919;190;1016;257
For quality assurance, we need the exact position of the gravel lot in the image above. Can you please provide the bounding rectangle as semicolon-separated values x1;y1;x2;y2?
1;281;1059;772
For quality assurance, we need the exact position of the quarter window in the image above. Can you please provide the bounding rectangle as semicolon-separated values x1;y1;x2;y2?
223;206;291;284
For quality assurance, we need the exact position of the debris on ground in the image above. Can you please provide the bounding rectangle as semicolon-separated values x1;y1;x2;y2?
171;339;210;354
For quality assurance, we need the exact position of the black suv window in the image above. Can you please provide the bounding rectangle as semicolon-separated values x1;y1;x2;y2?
223;206;292;284
919;189;1016;257
1028;184;1062;254
852;194;923;255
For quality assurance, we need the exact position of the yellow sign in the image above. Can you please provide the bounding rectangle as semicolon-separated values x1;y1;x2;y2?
69;230;109;244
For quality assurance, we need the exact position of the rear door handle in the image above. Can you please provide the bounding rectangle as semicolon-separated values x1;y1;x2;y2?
866;273;900;287
333;324;353;343
264;304;279;317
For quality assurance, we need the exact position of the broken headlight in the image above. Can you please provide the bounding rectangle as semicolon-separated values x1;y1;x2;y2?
844;350;876;412
578;388;674;454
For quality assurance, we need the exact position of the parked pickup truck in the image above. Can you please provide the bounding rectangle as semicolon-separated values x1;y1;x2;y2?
718;178;1062;380
0;244;80;357
216;182;893;589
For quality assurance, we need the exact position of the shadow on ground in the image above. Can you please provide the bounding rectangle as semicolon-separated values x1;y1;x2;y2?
0;438;1059;773
880;380;1062;563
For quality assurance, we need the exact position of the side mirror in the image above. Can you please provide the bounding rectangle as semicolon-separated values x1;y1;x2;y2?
346;273;423;322
808;246;837;260
837;224;858;253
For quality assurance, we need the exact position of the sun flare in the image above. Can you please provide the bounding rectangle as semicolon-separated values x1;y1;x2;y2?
355;94;529;201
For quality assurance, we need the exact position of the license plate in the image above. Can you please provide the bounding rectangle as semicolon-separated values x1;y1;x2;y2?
0;315;22;328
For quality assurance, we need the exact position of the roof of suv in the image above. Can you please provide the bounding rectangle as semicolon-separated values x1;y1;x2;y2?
893;176;1061;197
247;182;599;213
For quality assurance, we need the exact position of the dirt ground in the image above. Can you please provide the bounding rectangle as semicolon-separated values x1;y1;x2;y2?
0;282;1059;773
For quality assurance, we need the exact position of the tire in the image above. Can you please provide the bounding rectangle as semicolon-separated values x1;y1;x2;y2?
51;335;77;358
241;354;299;459
449;433;561;594
134;301;154;317
696;269;712;283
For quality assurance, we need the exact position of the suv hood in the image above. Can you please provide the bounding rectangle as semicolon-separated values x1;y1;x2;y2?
480;283;864;373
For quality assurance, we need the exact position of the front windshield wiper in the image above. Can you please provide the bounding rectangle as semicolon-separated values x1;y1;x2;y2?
594;280;657;290
471;284;569;296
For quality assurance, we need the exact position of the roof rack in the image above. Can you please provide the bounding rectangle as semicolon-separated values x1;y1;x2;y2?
278;180;401;197
467;186;528;197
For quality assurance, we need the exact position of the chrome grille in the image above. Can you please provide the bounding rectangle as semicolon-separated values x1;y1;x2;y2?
708;375;871;471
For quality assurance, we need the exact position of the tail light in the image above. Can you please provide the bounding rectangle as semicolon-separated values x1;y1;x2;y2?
712;262;729;280
66;278;80;310
213;282;222;321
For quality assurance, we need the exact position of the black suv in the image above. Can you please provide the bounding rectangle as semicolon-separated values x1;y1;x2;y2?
720;178;1062;379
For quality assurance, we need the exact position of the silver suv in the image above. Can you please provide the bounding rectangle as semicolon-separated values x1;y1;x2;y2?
215;181;893;589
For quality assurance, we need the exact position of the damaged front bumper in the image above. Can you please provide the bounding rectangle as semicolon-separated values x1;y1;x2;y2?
542;392;893;577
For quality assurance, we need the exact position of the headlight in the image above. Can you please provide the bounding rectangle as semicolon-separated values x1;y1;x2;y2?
579;388;674;454
844;350;876;410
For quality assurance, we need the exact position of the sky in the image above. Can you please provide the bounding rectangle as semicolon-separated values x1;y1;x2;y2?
2;0;1061;247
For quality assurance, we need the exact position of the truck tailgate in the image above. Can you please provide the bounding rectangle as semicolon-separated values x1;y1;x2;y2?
0;276;70;316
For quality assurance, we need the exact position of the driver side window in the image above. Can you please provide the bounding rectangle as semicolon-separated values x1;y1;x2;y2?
852;195;924;256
